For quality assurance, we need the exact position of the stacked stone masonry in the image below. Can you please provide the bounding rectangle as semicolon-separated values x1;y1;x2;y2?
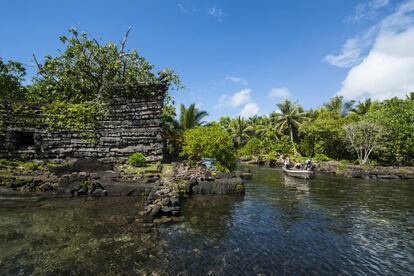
0;87;166;161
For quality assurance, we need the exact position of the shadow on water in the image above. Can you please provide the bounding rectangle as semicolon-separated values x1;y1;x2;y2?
181;194;244;237
1;166;414;275
0;197;169;275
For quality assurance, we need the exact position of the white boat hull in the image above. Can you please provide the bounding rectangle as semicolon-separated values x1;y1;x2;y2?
282;166;314;180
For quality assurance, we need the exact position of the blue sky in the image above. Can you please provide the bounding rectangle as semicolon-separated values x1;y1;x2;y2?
1;0;414;120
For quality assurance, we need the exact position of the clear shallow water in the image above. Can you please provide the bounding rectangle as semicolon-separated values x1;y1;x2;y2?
1;166;414;275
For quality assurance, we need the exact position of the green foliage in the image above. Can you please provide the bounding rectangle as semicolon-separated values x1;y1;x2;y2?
351;98;380;115
227;116;254;148
0;58;26;100
313;153;330;162
339;159;350;166
368;98;414;165
181;125;236;171
178;103;208;130
218;116;231;130
31;28;181;103
238;137;263;157
275;99;308;154
1;28;183;145
162;102;209;158
127;152;146;167
323;96;355;116
42;101;105;141
298;110;353;160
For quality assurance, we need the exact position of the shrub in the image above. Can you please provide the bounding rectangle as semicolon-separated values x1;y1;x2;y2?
181;125;236;172
127;152;146;167
339;160;350;166
314;153;330;162
266;152;278;163
238;137;263;157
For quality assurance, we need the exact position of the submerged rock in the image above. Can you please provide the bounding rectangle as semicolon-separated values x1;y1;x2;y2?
190;177;245;195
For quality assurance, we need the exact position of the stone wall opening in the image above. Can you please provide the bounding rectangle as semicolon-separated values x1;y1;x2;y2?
12;131;35;149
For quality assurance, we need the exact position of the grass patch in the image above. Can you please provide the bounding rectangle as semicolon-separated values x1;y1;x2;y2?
399;167;410;174
116;162;161;175
0;158;63;172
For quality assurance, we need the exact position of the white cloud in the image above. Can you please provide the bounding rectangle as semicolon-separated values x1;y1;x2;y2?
208;6;224;23
216;88;260;118
268;87;290;98
239;103;259;118
346;0;390;23
325;25;379;68
177;3;189;14
327;0;414;100
338;27;414;100
225;76;248;86
217;89;251;108
327;1;414;68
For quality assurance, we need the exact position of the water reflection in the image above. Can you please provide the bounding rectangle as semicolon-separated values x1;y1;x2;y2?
181;195;244;237
1;166;414;275
283;175;310;193
0;197;166;274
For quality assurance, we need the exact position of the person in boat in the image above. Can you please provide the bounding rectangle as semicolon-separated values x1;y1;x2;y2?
283;157;291;168
294;162;302;170
305;159;313;170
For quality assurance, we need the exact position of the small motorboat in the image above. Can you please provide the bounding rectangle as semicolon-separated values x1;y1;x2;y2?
282;166;314;180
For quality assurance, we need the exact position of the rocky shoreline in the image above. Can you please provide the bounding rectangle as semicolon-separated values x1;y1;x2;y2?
0;158;248;223
240;158;414;180
315;161;414;180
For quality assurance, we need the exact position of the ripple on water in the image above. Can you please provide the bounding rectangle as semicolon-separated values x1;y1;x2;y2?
1;166;414;275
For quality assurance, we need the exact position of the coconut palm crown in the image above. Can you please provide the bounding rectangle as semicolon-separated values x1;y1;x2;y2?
178;103;209;130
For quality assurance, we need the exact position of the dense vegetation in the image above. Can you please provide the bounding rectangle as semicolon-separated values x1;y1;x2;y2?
0;28;181;140
165;95;414;170
1;28;414;170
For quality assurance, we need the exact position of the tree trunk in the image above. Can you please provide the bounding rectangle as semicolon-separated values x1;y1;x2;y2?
289;127;299;155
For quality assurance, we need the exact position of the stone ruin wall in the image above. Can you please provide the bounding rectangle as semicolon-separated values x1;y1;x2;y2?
0;87;166;162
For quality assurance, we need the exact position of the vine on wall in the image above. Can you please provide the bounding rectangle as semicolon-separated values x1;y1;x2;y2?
0;28;181;143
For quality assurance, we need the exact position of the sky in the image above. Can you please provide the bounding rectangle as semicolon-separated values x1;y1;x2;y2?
1;0;414;120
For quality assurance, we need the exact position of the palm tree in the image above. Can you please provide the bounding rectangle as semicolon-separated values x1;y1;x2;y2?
324;96;355;116
352;98;372;115
178;103;208;130
406;92;414;101
248;115;260;126
227;116;254;148
254;117;277;139
275;99;307;154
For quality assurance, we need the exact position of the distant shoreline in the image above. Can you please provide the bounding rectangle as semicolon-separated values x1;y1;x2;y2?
240;159;414;180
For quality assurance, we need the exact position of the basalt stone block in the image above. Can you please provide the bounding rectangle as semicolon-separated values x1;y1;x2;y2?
1;91;166;160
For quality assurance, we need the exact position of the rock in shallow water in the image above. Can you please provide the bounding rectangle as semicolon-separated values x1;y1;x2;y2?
190;177;245;195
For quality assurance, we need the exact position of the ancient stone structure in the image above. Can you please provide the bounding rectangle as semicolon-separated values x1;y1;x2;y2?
0;85;166;161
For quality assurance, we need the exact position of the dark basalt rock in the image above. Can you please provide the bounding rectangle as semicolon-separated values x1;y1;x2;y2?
49;159;114;176
0;187;41;199
57;173;86;196
91;188;107;197
376;174;400;179
191;177;245;195
149;204;161;217
98;179;153;196
214;172;236;179
238;172;253;180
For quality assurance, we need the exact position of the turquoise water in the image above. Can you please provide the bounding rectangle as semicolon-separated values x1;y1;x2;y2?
1;166;414;275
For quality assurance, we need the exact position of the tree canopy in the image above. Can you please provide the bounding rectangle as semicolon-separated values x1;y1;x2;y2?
30;28;181;103
181;125;236;171
0;58;26;100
